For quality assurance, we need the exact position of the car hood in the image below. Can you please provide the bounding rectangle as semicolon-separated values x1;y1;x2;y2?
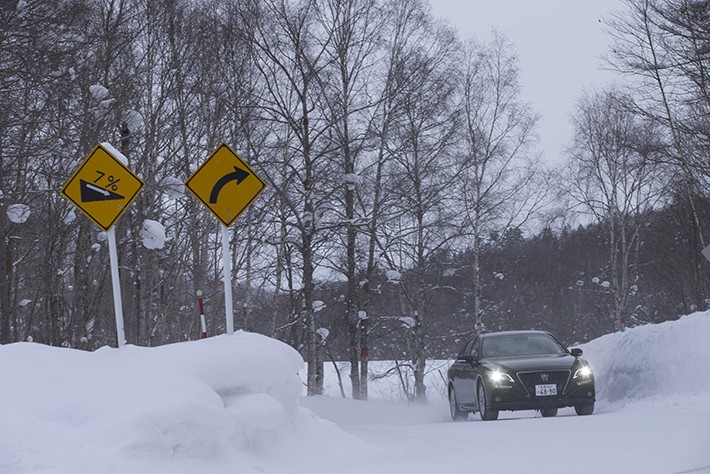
484;354;578;373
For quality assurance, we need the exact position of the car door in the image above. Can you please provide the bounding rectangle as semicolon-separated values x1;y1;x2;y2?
456;337;480;405
449;339;473;393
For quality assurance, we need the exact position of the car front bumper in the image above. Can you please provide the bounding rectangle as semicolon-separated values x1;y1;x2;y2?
487;377;595;411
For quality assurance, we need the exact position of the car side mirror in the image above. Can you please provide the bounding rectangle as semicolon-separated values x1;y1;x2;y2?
458;354;477;365
570;348;583;357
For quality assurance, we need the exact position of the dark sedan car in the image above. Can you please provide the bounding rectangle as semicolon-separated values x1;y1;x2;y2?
447;330;595;421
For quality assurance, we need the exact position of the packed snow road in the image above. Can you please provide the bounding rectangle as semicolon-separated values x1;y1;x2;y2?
301;395;710;474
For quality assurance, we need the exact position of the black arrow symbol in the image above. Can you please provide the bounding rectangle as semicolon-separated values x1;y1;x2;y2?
209;166;250;203
80;179;125;202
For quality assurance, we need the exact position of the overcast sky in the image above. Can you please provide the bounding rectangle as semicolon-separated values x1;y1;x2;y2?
429;0;626;166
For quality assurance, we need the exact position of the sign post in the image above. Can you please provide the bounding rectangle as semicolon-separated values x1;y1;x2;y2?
222;225;235;335
61;143;144;347
107;228;125;346
185;143;266;334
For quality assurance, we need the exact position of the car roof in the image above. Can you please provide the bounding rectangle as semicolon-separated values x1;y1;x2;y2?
481;330;551;338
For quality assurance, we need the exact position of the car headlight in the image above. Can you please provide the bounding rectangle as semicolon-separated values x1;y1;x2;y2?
573;366;593;379
489;370;515;383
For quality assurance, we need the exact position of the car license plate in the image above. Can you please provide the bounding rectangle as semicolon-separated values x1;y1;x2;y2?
535;384;557;396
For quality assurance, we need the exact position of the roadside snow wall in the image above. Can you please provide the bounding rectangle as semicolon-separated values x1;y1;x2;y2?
581;311;710;404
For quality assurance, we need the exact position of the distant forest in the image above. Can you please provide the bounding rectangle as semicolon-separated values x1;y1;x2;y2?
296;194;710;362
1;0;709;399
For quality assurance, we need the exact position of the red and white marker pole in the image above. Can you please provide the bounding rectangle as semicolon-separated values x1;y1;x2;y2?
196;290;208;338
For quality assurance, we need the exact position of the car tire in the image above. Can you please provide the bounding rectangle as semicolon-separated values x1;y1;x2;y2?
540;407;558;417
477;382;499;421
448;386;468;421
575;403;594;416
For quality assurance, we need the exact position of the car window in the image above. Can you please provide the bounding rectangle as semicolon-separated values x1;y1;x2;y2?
470;338;481;359
482;333;566;357
457;337;480;358
458;339;474;357
528;334;566;354
481;338;503;357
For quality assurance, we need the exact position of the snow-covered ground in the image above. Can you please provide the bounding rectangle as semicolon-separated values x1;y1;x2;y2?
1;312;709;474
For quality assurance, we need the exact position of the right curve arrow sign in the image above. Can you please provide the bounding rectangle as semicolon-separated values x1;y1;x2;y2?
209;166;250;204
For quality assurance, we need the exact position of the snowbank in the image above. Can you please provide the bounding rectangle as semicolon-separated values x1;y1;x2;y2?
581;310;710;404
0;332;367;473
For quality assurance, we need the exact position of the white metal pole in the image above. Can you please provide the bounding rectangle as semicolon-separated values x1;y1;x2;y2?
196;290;208;338
107;227;126;347
221;225;234;335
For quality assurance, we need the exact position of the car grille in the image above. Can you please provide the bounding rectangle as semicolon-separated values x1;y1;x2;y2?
516;370;571;397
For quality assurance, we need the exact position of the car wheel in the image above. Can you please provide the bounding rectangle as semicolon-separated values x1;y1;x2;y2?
540;407;558;417
575;403;594;416
477;382;499;421
448;386;468;421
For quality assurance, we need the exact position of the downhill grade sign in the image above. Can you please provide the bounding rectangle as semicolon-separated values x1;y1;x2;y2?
61;143;144;348
61;144;144;232
184;143;266;227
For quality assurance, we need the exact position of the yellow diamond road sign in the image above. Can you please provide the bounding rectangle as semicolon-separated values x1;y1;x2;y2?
61;144;144;232
185;143;266;227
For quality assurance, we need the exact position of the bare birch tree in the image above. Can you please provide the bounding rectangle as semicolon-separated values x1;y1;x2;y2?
317;0;383;400
244;0;336;395
376;9;462;403
457;32;543;335
564;88;669;331
606;0;710;248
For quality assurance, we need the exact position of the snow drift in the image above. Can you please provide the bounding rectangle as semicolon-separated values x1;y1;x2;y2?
582;311;710;404
0;332;367;473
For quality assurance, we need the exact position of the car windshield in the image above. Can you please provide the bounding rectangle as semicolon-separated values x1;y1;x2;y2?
481;333;566;358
